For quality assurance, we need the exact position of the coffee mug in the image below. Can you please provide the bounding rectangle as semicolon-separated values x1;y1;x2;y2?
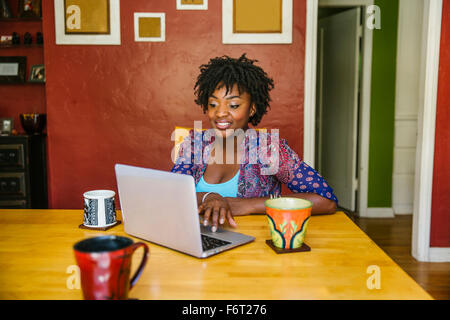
265;197;313;249
83;190;116;227
73;235;149;300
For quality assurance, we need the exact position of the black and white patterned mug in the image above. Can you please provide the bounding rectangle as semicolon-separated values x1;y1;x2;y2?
83;190;117;228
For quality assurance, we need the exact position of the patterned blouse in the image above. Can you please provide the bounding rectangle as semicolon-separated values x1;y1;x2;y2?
170;129;338;204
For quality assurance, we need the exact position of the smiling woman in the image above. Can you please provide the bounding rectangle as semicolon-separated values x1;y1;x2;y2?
171;54;338;232
207;86;254;136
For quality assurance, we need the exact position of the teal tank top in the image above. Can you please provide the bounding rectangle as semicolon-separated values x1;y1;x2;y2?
196;170;240;198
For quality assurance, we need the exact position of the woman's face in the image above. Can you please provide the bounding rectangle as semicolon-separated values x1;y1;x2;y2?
207;83;256;138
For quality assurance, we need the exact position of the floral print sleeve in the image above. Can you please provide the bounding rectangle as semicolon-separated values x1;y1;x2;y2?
275;138;338;204
170;131;195;176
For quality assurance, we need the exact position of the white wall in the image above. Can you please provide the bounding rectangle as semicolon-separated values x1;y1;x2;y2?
393;0;423;215
319;0;372;6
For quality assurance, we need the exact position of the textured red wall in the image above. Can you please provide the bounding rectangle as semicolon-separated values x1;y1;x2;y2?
41;1;306;208
430;0;450;247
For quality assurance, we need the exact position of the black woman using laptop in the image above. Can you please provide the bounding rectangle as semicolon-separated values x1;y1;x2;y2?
171;54;337;232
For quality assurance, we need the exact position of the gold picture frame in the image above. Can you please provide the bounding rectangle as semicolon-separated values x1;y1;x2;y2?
64;0;110;35
233;0;282;33
134;13;165;42
222;0;292;44
54;0;121;45
176;0;208;10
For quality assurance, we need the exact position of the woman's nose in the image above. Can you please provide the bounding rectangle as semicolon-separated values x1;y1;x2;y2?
215;103;229;116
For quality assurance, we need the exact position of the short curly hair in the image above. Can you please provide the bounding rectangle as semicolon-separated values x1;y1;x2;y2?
194;54;274;126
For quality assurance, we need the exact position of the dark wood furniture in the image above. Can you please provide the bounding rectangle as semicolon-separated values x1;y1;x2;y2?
0;134;47;208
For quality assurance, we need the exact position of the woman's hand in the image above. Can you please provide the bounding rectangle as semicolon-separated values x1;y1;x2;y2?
224;197;254;216
198;193;237;232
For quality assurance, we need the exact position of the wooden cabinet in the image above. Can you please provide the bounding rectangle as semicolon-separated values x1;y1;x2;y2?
0;134;48;208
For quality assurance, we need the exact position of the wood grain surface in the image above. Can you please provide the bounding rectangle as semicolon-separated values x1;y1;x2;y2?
0;210;432;300
354;214;450;300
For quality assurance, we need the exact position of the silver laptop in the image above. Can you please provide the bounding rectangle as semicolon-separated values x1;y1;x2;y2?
114;164;255;258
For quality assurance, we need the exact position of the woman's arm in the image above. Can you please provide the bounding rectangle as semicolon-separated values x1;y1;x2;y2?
273;138;338;213
226;193;337;216
199;192;336;232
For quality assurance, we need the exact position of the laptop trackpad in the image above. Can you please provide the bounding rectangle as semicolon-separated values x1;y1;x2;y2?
200;224;255;243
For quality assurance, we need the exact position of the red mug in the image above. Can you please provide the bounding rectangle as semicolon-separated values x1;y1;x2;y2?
73;235;149;300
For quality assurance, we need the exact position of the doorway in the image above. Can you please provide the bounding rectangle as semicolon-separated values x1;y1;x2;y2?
315;6;365;213
305;0;446;262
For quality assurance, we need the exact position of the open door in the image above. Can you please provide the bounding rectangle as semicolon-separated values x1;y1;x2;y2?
316;8;361;211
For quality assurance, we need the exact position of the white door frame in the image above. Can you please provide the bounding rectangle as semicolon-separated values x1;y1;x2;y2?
305;0;447;262
412;0;445;262
304;0;374;217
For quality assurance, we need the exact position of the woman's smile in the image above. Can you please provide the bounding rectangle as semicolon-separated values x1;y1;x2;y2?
215;120;233;130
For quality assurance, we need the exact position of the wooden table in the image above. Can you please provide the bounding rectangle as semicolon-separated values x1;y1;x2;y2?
0;210;432;300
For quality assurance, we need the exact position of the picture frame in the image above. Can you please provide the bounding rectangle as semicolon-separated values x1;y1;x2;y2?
222;0;292;44
54;0;121;45
176;0;208;10
134;13;165;42
0;118;14;135
0;56;26;84
19;0;42;18
29;64;45;83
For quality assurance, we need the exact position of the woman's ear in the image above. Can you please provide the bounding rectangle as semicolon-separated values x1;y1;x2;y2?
250;105;256;117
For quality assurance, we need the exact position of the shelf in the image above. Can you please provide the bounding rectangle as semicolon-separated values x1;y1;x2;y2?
0;17;42;22
0;44;43;49
0;81;45;85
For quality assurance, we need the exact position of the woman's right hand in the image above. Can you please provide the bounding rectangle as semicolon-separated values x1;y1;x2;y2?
198;193;237;232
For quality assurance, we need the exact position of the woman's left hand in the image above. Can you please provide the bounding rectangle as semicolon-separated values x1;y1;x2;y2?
224;197;253;217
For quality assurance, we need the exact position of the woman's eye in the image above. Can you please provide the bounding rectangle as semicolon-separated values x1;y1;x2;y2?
209;103;217;108
230;104;240;109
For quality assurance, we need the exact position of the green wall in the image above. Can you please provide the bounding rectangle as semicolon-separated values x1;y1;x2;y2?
368;0;399;207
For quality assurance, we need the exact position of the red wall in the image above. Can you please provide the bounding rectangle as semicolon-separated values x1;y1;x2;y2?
41;1;306;209
0;0;46;130
430;0;450;247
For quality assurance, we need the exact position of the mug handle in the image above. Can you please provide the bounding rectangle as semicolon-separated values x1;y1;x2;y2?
128;242;149;290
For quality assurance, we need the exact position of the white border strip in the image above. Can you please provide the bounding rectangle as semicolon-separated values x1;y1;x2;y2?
222;0;292;44
303;0;318;166
358;3;374;217
429;248;450;262
412;0;443;262
54;0;121;45
319;0;373;5
176;0;208;10
366;207;395;218
134;13;166;42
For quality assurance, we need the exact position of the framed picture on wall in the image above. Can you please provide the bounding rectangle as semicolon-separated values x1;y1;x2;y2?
29;64;45;83
54;0;121;45
0;56;26;84
222;0;292;44
134;13;165;42
176;0;208;10
19;0;42;18
0;118;14;135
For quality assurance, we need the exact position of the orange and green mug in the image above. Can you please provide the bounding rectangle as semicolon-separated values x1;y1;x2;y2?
264;197;313;249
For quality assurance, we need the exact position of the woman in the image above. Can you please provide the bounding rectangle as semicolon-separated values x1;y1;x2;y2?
171;54;337;232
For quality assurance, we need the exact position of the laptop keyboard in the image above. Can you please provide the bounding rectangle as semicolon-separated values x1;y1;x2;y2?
201;234;231;251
